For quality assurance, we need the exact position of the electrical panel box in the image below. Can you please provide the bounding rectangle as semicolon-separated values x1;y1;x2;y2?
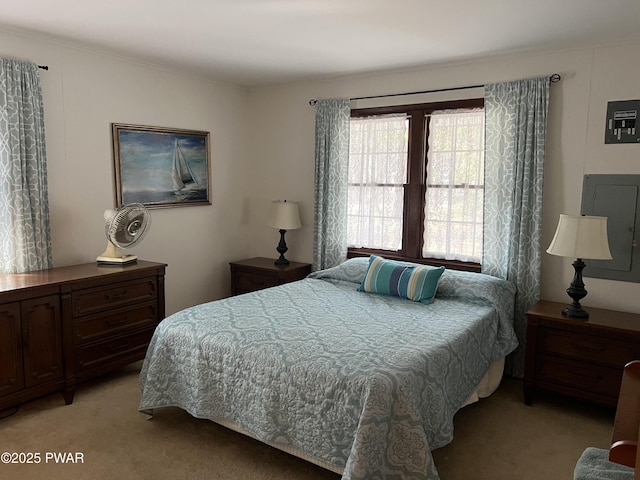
581;174;640;282
605;100;640;144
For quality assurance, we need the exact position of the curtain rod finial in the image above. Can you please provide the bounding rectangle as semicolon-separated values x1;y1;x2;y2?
309;99;317;106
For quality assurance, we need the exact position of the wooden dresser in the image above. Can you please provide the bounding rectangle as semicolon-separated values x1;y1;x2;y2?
229;257;312;295
524;300;640;407
0;260;165;411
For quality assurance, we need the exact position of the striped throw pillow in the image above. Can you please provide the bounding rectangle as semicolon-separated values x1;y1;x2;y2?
358;255;445;304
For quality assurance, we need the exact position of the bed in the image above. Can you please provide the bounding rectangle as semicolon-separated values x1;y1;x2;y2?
139;256;518;480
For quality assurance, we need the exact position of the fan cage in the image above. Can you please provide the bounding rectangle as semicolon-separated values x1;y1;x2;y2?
105;203;151;249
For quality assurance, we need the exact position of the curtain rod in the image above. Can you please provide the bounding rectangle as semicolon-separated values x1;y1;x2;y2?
308;73;561;106
38;65;48;70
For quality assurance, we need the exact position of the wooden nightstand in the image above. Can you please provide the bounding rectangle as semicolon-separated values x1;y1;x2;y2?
524;300;640;407
229;257;312;296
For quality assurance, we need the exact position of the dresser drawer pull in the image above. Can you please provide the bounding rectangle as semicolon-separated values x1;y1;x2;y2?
105;290;128;301
107;316;128;326
568;368;602;381
108;341;130;352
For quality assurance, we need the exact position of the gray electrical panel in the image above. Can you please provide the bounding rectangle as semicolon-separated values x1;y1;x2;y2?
605;100;640;144
581;174;640;281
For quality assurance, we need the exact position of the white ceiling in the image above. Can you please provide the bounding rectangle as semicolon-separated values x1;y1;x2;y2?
2;0;640;87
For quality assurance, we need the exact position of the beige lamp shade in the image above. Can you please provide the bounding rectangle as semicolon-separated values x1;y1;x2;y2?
546;214;612;260
268;200;302;230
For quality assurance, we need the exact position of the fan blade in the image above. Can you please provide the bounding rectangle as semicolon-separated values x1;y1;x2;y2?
105;203;150;249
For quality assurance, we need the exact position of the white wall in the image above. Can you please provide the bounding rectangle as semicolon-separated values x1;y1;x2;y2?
0;28;251;315
246;41;640;314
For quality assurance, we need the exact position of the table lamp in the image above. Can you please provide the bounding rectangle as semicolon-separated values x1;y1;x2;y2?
268;200;302;266
546;214;612;318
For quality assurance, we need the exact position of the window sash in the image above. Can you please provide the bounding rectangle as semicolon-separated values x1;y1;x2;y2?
347;114;407;250
423;108;484;262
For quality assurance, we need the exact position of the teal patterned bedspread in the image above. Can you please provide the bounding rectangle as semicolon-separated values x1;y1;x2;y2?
139;258;518;480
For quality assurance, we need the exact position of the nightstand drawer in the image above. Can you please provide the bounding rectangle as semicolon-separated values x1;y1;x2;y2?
524;300;640;407
72;277;157;317
233;272;279;293
540;330;640;368
74;301;158;343
536;355;623;398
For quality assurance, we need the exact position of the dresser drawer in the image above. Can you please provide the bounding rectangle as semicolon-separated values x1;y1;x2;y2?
72;277;157;317
233;272;278;293
540;329;640;368
74;327;155;373
74;302;158;343
536;355;623;399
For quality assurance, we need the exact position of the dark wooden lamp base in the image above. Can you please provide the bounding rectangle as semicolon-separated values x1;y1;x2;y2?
274;229;290;266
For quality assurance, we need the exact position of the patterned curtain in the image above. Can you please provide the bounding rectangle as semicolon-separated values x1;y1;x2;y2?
0;59;52;273
483;76;549;378
313;98;350;271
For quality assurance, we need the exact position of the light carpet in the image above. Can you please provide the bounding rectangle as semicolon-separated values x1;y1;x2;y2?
0;362;614;480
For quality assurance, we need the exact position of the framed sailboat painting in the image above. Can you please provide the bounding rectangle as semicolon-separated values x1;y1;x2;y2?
112;123;211;208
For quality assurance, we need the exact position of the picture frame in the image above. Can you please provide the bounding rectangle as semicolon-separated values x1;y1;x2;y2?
112;123;211;208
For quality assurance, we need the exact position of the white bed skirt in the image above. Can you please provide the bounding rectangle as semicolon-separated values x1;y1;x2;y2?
462;356;505;406
206;357;506;475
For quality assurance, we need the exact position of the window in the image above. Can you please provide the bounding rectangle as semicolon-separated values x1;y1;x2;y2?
348;114;407;251
347;99;484;270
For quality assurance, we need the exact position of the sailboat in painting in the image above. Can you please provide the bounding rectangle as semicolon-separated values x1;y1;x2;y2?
171;139;199;193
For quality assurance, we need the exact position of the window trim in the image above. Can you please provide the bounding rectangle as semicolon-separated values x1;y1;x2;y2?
347;98;485;272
